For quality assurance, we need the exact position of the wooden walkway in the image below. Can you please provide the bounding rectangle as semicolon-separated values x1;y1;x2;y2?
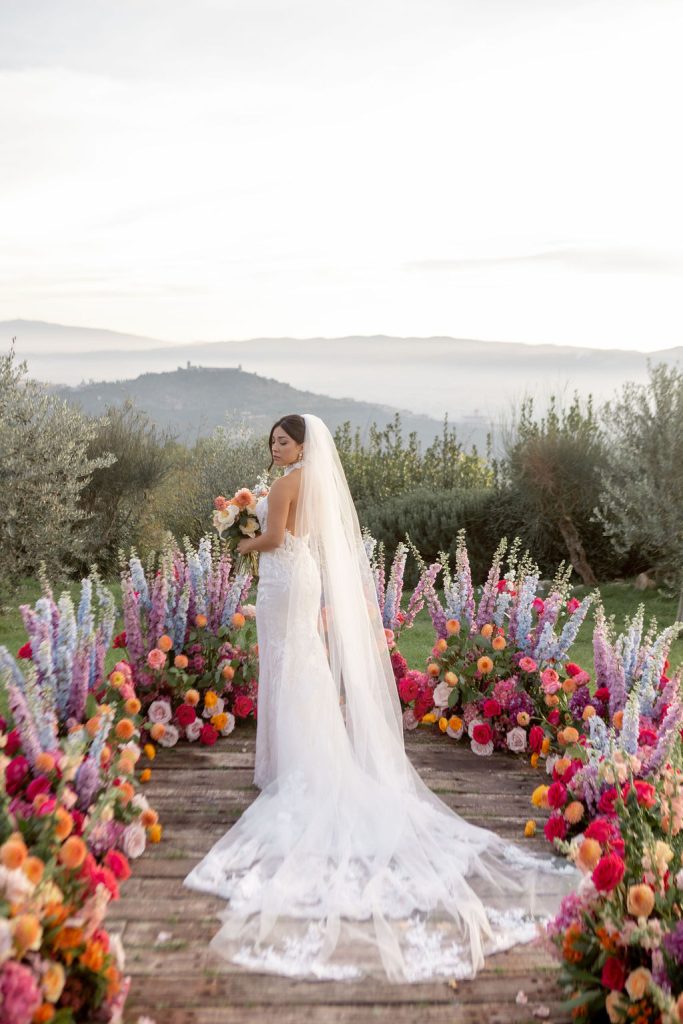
114;727;571;1024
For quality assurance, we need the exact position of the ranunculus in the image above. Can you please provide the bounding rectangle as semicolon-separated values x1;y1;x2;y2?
592;853;625;892
413;691;434;720
472;723;492;746
482;699;501;718
233;695;254;719
4;730;21;757
544;814;567;842
547;781;567;810
529;726;545;753
147;647;167;671
148;700;172;724
532;597;544;613
576;837;602;871
506;727;527;753
175;704;197;727
200;724;219;746
601;957;627;991
598;787;618;816
627;883;655;918
624;967;652;1001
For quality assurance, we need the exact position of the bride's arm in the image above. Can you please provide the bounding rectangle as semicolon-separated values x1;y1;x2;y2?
237;479;290;554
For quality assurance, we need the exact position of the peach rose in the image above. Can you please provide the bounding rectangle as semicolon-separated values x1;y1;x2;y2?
625;966;652;1001
626;884;655;918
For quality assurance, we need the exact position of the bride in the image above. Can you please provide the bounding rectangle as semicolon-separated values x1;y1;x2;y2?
183;412;577;982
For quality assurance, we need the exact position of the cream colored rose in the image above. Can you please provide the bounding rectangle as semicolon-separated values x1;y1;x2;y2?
239;517;259;537
625;966;652;1001
626;883;655;919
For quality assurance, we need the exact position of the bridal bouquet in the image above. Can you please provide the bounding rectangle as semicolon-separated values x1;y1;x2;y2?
213;474;269;576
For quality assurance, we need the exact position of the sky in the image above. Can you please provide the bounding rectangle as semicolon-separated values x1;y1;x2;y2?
1;0;682;351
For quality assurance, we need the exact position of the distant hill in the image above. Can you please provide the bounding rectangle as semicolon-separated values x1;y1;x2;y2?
4;319;682;424
49;365;466;449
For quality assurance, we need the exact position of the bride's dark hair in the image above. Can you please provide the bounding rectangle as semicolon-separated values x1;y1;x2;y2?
267;414;306;471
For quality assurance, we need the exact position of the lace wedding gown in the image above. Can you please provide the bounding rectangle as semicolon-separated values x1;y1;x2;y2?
183;419;578;983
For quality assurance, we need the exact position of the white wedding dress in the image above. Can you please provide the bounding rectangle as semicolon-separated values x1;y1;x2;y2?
183;414;577;982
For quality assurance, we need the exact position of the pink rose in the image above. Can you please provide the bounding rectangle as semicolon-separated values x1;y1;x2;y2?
200;723;219;746
541;669;560;694
147;648;167;671
398;677;420;703
519;656;537;673
148;700;172;724
544;814;567;842
482;699;501;718
233;695;254;719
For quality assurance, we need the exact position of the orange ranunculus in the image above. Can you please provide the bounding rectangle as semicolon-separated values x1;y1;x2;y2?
560;726;579;746
194;613;208;628
541;737;551;755
211;712;229;731
140;808;159;827
184;688;200;705
477;656;494;674
438;717;448;733
80;939;106;973
582;705;596;721
545;694;560;707
143;743;156;760
427;663;440;677
444;671;458;686
445;619;460;635
222;664;235;680
492;635;506;651
157;634;173;652
124;697;141;715
117;754;136;775
35;752;56;773
33;1002;56;1022
1;836;28;870
204;690;219;709
23;856;45;885
12;913;43;952
576;838;602;872
140;768;152;783
117;781;135;804
85;715;102;738
613;710;624;730
114;718;135;741
562;677;577;695
234;488;255;508
150;723;166;741
232;612;246;629
435;638;448;653
530;752;540;768
58;835;87;870
174;654;189;670
554;757;571;777
100;745;112;766
627;884;655;919
564;801;585;824
54;808;74;841
480;623;494;639
524;820;536;837
148;823;162;843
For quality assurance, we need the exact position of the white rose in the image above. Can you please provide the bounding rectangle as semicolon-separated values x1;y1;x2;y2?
239;517;259;537
471;739;494;757
122;823;147;859
157;723;180;747
186;719;202;742
432;681;451;710
446;722;463;740
220;712;236;737
506;727;527;754
402;709;419;731
148;700;172;724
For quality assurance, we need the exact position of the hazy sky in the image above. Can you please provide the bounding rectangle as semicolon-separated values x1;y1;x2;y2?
1;0;682;350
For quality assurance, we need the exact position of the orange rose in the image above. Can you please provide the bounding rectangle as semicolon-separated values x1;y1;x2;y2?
140;768;152;783
438;716;448;733
427;663;440;677
184;688;200;705
232;612;246;629
174;654;189;670
140;808;159;827
23;856;45;885
576;838;601;872
222;664;235;680
627;884;655;919
148;823;163;843
143;743;156;760
524;820;536;837
58;835;87;869
150;723;166;741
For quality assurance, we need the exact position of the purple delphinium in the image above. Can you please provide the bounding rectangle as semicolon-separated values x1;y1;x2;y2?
663;921;683;964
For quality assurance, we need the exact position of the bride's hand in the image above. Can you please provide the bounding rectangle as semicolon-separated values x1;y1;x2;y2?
236;538;252;555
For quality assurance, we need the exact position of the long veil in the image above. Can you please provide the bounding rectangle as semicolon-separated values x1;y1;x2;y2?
183;413;578;982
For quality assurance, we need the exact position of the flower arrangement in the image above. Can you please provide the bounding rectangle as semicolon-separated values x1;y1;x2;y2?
401;533;593;757
118;534;259;746
212;472;269;576
0;578;162;1023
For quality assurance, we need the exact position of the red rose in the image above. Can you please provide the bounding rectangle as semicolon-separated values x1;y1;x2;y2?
16;642;32;659
565;662;581;677
638;728;658;748
633;780;656;808
544;814;567;842
175;704;197;727
104;849;132;881
200;723;219;746
482;699;502;718
598;787;618;816
113;631;127;649
5;755;29;796
547;708;561;726
472;723;493;746
233;695;255;719
584;817;613;844
26;776;51;802
413;691;434;720
547;781;567;810
529;725;545;753
592;853;625;893
5;730;21;757
601;957;626;991
398;678;419;703
593;687;610;702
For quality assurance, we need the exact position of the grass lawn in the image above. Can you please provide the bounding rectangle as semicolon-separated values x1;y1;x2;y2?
1;577;681;678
